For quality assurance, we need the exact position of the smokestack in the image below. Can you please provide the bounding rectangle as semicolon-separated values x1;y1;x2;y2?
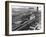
37;7;38;11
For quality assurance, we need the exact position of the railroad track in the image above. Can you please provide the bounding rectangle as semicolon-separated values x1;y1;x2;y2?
12;18;36;31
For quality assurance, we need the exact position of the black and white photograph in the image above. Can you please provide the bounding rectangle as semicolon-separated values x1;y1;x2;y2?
12;5;41;31
5;1;45;36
